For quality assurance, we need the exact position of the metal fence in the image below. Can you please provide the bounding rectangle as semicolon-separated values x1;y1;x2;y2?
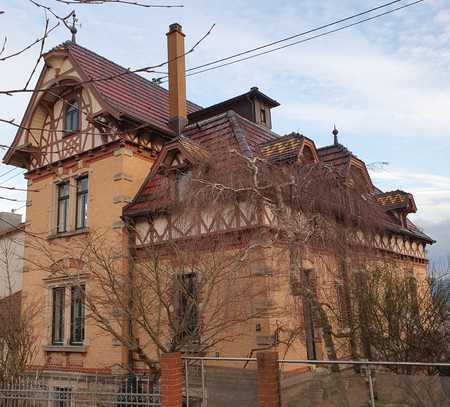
0;374;160;406
183;356;450;407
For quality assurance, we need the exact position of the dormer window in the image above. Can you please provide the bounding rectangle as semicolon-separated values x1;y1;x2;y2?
260;108;267;125
175;169;192;201
64;99;80;134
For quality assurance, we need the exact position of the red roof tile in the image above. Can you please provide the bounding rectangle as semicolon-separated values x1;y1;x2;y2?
63;41;201;134
124;111;276;215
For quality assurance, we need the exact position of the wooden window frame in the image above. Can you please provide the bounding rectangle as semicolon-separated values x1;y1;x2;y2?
75;175;88;230
177;272;199;341
175;168;192;202
63;97;81;136
57;182;70;233
52;287;65;345
260;108;267;125
70;285;85;345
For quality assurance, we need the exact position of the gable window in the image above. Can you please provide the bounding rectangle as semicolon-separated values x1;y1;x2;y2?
175;169;192;201
178;273;199;340
52;287;65;345
57;182;69;233
76;176;88;229
64;100;80;134
70;285;85;345
260;108;267;125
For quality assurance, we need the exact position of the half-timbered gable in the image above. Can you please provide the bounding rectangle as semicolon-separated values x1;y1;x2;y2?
4;41;201;172
127;108;432;264
125;111;280;245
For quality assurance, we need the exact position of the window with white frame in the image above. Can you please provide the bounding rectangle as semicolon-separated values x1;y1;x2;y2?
51;284;85;346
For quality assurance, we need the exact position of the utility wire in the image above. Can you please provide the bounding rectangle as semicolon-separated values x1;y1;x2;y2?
156;0;423;82
12;203;27;213
0;167;20;180
0;170;26;186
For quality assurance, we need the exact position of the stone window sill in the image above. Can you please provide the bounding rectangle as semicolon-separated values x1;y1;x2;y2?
43;345;87;353
48;228;89;240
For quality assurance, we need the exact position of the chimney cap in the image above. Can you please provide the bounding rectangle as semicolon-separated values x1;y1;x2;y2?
168;23;183;33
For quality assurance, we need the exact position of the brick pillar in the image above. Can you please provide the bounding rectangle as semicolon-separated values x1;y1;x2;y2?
257;351;281;407
160;352;183;407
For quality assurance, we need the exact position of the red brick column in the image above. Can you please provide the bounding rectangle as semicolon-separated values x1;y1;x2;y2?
257;351;281;407
160;352;183;407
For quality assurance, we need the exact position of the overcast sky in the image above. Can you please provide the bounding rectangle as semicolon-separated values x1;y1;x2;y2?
0;0;449;261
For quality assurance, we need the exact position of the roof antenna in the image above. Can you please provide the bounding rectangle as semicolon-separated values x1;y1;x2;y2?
332;124;339;145
68;11;78;43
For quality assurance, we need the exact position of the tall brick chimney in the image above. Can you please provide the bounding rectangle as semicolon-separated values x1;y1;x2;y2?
167;23;187;135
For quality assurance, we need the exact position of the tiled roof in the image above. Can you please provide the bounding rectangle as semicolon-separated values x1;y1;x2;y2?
177;136;210;161
259;133;305;162
124;111;277;215
317;143;353;171
375;190;412;210
58;41;201;134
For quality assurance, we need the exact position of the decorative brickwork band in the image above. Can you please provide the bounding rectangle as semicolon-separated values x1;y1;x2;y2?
160;352;183;407
257;351;281;407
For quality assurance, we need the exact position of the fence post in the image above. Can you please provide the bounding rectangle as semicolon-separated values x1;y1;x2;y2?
257;351;281;407
161;352;183;407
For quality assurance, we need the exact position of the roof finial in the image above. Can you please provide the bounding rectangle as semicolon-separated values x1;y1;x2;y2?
68;11;78;43
332;124;339;145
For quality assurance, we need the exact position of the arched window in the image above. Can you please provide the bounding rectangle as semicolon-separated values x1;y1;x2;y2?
64;99;79;133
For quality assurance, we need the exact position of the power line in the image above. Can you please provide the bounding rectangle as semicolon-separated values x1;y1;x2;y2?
156;0;424;82
0;170;26;186
11;203;27;213
0;196;26;203
0;167;19;180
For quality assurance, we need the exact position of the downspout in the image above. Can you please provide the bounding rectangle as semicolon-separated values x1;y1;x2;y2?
123;215;136;373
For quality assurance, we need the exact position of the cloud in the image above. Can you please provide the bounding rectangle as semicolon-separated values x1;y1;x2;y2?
370;168;450;223
0;0;449;236
415;218;450;264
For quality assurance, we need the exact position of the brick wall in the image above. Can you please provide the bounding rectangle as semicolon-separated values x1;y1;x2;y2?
160;352;183;407
257;352;280;407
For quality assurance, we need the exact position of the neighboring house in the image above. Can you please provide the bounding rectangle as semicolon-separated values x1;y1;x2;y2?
3;22;433;378
0;212;24;299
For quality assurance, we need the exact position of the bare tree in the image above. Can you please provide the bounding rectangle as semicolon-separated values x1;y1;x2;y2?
0;234;38;383
30;229;269;380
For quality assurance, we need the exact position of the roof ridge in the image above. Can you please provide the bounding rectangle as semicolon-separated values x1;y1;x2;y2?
184;112;230;133
232;111;280;140
227;111;253;158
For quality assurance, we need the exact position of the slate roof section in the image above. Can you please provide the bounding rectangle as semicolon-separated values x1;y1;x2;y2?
56;41;201;134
